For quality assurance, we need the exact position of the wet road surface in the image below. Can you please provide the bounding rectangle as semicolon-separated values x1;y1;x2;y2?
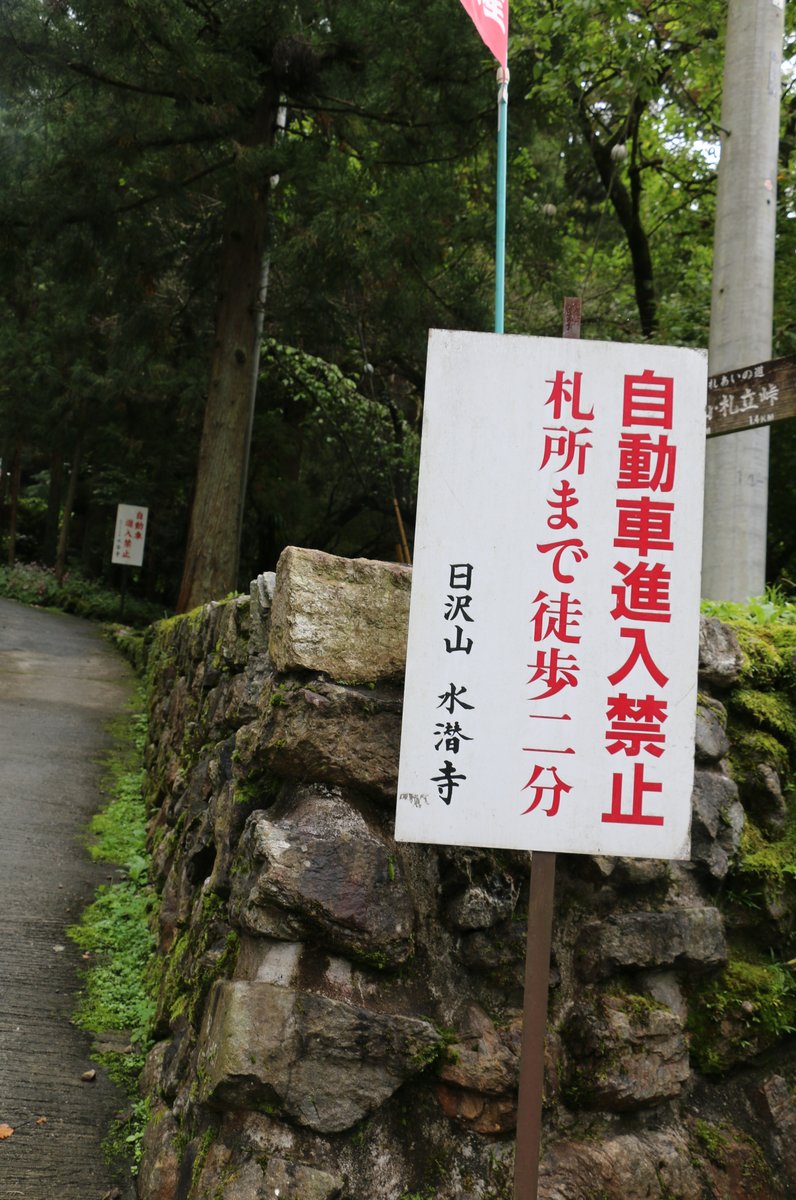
0;598;135;1199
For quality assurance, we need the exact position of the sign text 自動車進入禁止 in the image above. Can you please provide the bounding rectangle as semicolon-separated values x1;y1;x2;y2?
395;331;707;861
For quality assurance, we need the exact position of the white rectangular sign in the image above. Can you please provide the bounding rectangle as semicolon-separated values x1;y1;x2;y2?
396;330;707;860
112;503;148;567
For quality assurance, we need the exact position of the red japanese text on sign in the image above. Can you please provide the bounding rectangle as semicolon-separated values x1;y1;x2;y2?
396;331;705;860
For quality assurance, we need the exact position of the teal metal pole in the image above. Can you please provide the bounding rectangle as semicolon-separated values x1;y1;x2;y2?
495;66;509;334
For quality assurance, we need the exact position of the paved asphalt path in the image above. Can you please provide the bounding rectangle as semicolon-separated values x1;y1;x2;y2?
0;598;135;1200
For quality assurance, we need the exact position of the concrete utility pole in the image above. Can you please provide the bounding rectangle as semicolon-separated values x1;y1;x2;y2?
701;0;786;601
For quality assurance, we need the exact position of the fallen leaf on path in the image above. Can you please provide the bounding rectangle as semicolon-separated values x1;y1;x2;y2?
0;1124;14;1140
35;1116;47;1125
80;1069;96;1083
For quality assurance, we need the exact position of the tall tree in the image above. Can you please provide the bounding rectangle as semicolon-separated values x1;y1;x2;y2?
1;0;496;605
512;0;725;341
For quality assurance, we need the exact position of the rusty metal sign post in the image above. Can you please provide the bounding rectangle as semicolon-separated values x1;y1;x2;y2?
513;850;556;1199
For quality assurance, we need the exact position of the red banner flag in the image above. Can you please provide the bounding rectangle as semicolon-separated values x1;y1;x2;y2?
459;0;508;70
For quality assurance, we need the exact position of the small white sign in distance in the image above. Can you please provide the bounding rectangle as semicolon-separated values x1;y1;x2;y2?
395;330;707;860
112;504;149;568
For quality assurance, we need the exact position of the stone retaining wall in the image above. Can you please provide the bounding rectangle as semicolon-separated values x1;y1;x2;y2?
137;548;796;1200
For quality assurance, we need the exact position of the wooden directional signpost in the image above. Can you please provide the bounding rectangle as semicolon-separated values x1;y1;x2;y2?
396;329;707;1198
706;352;796;438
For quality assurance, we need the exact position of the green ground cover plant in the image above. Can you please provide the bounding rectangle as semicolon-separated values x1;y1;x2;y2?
701;587;796;627
68;691;157;1176
0;561;165;626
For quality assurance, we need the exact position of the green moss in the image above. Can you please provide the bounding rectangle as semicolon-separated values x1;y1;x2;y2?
693;1118;730;1166
156;931;190;1021
688;957;796;1074
608;988;668;1027
739;1135;776;1190
159;918;239;1028
188;1126;217;1198
735;816;796;886
732;623;796;689
728;727;790;781
201;892;226;921
352;946;389;971
732;688;796;747
232;767;284;807
409;1039;448;1073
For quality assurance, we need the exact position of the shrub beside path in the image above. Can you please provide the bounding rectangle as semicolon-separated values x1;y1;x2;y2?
0;598;135;1200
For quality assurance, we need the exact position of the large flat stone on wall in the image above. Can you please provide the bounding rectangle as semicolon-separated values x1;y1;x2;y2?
269;547;411;684
196;980;440;1133
576;907;727;978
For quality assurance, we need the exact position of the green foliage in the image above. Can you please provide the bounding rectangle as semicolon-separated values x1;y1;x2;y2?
512;0;725;341
102;1097;152;1175
693;1119;730;1168
0;561;164;626
2;2;796;596
702;589;796;628
67;690;157;1177
688;957;796;1074
89;773;148;874
69;881;157;1042
246;339;419;564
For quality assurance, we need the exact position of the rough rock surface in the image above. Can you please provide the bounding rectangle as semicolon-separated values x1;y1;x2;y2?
268;546;411;682
257;679;402;803
196;980;440;1132
135;569;796;1200
434;1005;521;1133
228;784;415;965
538;1132;704;1200
563;993;689;1109
576;906;727;977
699;615;744;687
690;768;745;878
695;697;731;763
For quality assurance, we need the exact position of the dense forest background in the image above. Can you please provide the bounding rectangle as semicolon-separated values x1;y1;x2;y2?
2;0;796;614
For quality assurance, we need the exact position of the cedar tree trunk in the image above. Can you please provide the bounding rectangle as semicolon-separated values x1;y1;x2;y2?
177;88;279;613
